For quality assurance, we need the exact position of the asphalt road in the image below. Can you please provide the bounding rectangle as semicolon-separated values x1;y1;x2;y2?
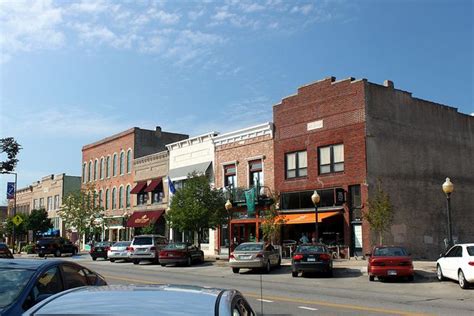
65;255;473;316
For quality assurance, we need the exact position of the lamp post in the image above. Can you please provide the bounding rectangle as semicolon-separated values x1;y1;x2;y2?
225;199;232;255
2;171;17;253
311;190;320;241
442;177;454;249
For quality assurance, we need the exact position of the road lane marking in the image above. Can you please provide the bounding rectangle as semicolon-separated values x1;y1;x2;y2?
257;299;273;303
298;306;318;311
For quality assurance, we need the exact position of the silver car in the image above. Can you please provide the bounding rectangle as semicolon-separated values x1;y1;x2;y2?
107;241;131;262
129;234;167;264
23;284;256;316
229;242;281;274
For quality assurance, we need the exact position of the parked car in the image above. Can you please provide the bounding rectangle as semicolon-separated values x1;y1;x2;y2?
0;259;106;316
437;243;474;289
90;241;113;261
367;246;414;282
129;234;168;264
107;241;132;262
23;284;255;316
229;242;281;274
159;242;204;267
36;237;78;257
291;243;333;277
0;243;13;259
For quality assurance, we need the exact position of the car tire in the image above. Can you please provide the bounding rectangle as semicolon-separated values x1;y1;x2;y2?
232;268;240;274
292;271;298;277
458;270;470;289
54;249;61;257
161;263;166;267
38;253;45;258
437;265;445;281
133;259;140;265
200;254;205;264
110;259;115;263
326;269;333;278
187;256;192;267
407;275;414;282
265;260;271;274
92;257;97;261
277;256;281;268
72;249;77;256
369;275;375;281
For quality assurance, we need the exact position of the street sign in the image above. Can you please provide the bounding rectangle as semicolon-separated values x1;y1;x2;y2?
7;182;15;199
12;214;23;226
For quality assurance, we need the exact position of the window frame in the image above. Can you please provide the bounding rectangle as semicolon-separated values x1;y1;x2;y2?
224;164;237;189
285;150;307;179
318;143;344;175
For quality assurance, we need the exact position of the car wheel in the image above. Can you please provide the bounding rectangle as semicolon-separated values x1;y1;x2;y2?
265;260;271;274
232;268;240;274
292;271;298;277
92;257;97;261
187;256;192;267
72;249;77;256
437;265;445;281
38;253;45;258
369;275;375;282
326;269;333;278
407;275;414;282
160;263;166;267
133;259;140;265
110;259;115;263
458;270;470;289
200;254;205;263
54;249;61;257
277;256;281;268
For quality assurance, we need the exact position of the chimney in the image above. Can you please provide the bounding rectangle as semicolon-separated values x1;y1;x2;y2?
383;80;394;89
155;126;162;137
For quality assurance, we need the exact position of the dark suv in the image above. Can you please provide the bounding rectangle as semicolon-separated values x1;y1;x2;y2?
36;237;78;257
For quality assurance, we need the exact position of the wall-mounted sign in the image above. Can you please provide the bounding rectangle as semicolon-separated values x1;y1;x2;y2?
307;120;323;131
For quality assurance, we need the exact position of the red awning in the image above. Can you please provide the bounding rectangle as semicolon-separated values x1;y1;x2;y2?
130;181;147;194
126;210;164;228
144;178;162;193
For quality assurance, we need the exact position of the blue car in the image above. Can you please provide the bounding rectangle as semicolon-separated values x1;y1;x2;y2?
0;259;106;316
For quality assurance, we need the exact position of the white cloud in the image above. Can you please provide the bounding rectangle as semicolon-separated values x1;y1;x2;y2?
241;3;265;13
69;0;112;14
471;113;474;116
151;9;180;25
291;4;313;15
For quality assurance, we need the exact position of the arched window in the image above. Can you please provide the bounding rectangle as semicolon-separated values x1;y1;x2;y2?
82;163;86;183
105;189;110;210
113;153;117;177
88;161;92;182
112;187;117;209
126;149;132;173
119;186;124;208
126;185;131;208
93;159;98;181
106;156;110;178
120;151;125;175
100;158;104;179
98;189;103;208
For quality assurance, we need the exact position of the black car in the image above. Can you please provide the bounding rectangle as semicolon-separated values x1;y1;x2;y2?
291;244;333;277
36;238;78;257
90;241;113;261
0;243;13;259
0;259;107;316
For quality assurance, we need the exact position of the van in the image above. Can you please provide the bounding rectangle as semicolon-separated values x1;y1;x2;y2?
129;234;167;264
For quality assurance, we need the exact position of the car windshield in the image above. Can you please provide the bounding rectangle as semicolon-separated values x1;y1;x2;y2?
235;243;263;252
296;245;326;253
165;243;187;250
37;239;56;245
95;242;111;247
113;241;131;247
133;237;153;245
373;247;408;257
467;246;474;256
0;269;35;307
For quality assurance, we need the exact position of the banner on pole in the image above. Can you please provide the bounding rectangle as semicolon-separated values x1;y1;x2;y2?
6;182;15;199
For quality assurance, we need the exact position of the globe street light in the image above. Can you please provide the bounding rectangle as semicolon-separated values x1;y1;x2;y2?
311;190;321;241
224;199;233;255
442;177;454;248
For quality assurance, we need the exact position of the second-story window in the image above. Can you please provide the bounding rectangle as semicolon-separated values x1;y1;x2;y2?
319;144;344;174
119;186;124;208
82;163;86;183
112;188;117;209
137;192;148;205
106;156;110;178
285;151;307;179
249;160;263;187
113;153;118;177
120;151;124;175
224;164;236;189
88;161;92;182
99;158;104;179
126;149;132;173
93;159;98;181
105;189;110;210
126;185;131;207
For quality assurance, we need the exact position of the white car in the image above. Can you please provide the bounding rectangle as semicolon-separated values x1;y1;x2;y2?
107;241;132;262
436;243;474;289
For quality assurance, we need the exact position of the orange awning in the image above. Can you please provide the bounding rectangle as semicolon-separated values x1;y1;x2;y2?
278;211;341;224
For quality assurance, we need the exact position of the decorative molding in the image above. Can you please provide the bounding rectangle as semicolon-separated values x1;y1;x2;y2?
212;122;273;147
166;131;218;151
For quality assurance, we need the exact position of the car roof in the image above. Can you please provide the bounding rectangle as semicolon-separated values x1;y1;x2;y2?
457;243;474;247
134;234;166;238
0;259;65;270
27;285;226;315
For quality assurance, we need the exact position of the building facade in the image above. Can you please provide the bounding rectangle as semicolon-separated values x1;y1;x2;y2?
82;126;188;242
213;122;274;255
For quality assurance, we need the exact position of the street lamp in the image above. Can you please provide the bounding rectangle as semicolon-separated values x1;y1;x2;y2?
311;190;320;241
442;177;454;249
2;171;17;253
224;199;232;255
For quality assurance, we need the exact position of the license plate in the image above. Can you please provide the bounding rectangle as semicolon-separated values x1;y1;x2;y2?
41;246;45;249
239;255;251;260
137;248;146;252
307;258;316;262
388;270;397;276
96;248;102;251
168;254;173;257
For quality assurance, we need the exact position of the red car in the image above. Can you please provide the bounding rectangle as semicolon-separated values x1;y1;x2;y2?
159;242;204;267
367;246;414;281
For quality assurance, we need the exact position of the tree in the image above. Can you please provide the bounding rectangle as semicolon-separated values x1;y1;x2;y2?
364;181;394;244
0;137;22;172
167;174;226;247
57;183;104;248
260;191;285;244
26;209;53;241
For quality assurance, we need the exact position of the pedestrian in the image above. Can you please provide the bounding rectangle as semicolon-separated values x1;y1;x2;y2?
299;233;309;244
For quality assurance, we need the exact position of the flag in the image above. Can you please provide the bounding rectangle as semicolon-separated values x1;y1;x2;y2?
168;176;176;195
245;187;256;217
6;182;15;199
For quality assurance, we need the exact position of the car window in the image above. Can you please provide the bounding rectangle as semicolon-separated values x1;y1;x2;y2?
164;243;187;250
61;265;88;289
113;241;131;247
95;242;111;247
29;267;63;302
373;247;407;256
445;247;457;257
0;268;34;308
467;246;474;256
155;237;167;245
235;244;263;252
296;245;326;253
455;246;463;257
133;237;153;245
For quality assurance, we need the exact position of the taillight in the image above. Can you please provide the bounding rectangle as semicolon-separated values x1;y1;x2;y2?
126;246;133;252
90;247;95;253
105;247;110;251
399;261;412;266
293;254;303;261
468;261;474;266
159;251;166;256
256;252;263;258
229;253;235;259
319;254;330;261
372;261;385;266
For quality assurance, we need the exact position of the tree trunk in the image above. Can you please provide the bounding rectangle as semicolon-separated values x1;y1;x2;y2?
379;232;383;245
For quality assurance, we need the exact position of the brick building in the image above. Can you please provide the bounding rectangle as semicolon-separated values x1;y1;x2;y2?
82;126;187;242
213;122;274;255
273;76;474;259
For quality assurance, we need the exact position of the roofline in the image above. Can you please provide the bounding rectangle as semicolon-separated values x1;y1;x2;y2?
212;122;273;143
166;131;219;150
82;127;137;151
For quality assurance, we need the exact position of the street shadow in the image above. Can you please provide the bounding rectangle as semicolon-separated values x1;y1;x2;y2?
374;271;438;284
161;261;215;268
237;266;293;275
299;268;363;279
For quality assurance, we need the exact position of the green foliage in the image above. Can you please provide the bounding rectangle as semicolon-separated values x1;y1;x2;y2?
167;173;226;245
0;137;22;172
21;243;35;254
364;181;393;244
26;209;53;241
261;191;285;243
140;223;155;235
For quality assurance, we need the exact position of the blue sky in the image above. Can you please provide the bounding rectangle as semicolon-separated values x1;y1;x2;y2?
0;0;472;203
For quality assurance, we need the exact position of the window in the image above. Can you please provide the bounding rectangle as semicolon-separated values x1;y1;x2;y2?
39;198;44;209
47;197;53;211
119;186;124;208
61;264;88;290
99;158;104;179
98;190;103;208
120;151;124;175
33;199;38;209
285;151;307;179
88;161;92;182
249;160;263;187
137;192;148;205
105;189;110;210
126;149;132;173
112;188;117;209
152;191;164;204
82;163;86;183
224;164;236;189
54;195;60;210
319;144;344;174
93;159;98;181
126;185;131;207
106;156;110;178
27;267;63;308
113;153;117;176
